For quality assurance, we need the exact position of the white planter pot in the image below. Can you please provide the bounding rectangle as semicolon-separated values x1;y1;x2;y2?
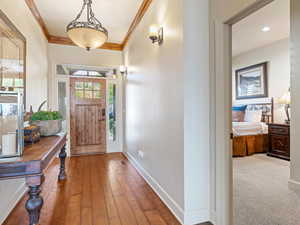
31;120;62;136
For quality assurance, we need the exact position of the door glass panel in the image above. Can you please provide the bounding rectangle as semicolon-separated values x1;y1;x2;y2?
58;82;67;120
75;81;103;99
84;82;93;90
108;83;116;141
58;82;67;132
93;90;101;98
85;90;93;98
94;83;101;90
75;90;84;98
75;81;83;89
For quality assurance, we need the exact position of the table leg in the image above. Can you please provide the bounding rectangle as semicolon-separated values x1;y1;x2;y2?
25;175;44;225
58;144;67;181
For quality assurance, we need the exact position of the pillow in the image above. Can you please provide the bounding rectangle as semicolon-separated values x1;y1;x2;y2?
232;105;247;111
232;105;247;122
244;110;262;122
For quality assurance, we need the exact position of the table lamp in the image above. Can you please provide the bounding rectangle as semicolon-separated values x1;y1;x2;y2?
278;90;291;124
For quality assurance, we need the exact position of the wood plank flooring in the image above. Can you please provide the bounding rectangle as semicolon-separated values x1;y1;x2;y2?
2;153;182;225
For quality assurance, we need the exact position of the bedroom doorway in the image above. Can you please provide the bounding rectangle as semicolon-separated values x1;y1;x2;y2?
225;0;293;225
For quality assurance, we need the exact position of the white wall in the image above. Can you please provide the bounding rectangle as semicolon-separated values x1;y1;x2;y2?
232;38;290;123
47;43;123;109
123;0;185;221
183;0;211;224
0;0;49;223
48;43;123;67
289;0;300;190
123;0;212;223
124;0;293;225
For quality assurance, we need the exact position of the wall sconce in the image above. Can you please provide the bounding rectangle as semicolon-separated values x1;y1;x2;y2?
119;65;127;74
149;25;163;45
119;65;128;79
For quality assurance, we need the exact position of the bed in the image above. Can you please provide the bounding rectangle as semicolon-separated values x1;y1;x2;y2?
232;99;274;157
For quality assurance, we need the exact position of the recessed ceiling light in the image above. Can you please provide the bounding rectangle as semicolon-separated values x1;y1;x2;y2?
262;26;271;32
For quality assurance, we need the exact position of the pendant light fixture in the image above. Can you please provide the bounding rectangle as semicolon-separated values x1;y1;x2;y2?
66;0;108;51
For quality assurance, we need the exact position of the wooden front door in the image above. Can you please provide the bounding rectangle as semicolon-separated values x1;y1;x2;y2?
70;78;106;155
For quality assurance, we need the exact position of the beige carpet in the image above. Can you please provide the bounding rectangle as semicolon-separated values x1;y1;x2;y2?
233;154;300;225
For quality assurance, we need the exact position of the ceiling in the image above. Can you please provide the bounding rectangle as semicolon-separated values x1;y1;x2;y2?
35;0;143;43
232;0;290;57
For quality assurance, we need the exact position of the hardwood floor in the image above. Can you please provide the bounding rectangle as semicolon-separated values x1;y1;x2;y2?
3;153;182;225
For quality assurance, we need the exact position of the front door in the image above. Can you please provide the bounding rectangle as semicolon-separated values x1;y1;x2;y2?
70;77;106;155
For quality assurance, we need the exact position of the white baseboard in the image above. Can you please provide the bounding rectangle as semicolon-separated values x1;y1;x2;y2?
209;210;217;225
0;182;27;224
288;179;300;192
123;152;185;224
184;209;210;225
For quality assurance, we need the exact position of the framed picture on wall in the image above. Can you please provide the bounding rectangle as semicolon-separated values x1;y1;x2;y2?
0;10;26;106
235;62;268;100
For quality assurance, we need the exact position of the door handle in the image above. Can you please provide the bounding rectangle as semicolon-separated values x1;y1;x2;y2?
100;108;106;121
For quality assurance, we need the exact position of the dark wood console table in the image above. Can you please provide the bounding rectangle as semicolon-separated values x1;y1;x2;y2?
0;134;67;225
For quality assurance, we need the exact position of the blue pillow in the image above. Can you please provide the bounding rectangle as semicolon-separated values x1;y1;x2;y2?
232;105;247;111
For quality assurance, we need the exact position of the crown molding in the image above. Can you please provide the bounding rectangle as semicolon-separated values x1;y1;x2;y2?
121;0;153;48
25;0;50;39
25;0;153;51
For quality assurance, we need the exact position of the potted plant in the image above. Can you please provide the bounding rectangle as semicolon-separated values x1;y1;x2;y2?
30;111;63;136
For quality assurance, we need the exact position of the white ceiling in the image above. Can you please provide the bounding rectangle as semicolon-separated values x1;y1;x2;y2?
232;0;290;57
35;0;143;43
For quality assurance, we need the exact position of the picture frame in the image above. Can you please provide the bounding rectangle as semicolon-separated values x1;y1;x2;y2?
0;10;26;107
235;62;268;100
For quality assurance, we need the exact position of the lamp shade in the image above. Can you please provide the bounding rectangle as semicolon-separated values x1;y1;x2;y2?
278;91;291;105
149;25;159;37
67;27;108;50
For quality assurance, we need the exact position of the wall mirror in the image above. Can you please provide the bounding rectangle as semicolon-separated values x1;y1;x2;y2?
0;10;26;107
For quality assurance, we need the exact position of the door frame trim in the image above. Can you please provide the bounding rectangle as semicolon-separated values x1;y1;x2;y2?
69;77;107;156
213;0;275;224
50;63;124;156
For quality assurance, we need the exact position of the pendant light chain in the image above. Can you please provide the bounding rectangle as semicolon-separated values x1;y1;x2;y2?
66;0;108;50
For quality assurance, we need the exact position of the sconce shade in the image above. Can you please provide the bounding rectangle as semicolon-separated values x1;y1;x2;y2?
149;24;163;45
119;65;127;73
149;25;158;37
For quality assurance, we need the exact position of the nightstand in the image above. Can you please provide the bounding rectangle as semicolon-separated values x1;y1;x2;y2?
268;123;290;160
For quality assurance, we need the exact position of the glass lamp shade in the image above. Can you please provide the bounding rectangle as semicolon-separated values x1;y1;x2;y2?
67;27;107;50
278;92;291;105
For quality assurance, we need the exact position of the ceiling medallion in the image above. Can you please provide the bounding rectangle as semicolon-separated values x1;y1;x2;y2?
66;0;108;51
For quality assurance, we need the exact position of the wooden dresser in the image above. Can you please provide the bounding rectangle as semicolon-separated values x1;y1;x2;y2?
268;123;290;160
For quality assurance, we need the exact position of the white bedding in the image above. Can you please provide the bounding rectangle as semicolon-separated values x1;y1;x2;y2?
232;122;268;136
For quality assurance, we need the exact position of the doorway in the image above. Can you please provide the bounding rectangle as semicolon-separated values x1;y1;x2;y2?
214;0;295;224
70;77;107;155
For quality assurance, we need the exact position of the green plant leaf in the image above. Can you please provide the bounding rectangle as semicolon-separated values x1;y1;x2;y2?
31;111;63;121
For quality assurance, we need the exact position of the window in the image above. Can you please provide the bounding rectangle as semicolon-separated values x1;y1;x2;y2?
75;81;101;99
1;76;24;92
56;65;107;77
58;82;67;120
108;83;116;141
71;69;105;77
